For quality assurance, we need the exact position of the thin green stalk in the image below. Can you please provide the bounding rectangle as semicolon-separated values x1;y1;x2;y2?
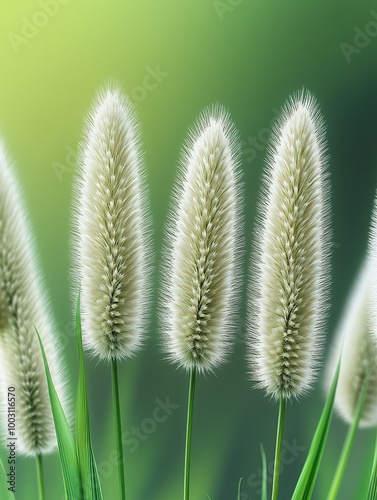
260;444;267;500
111;358;126;500
238;478;243;500
291;358;341;500
368;429;377;500
364;368;377;500
36;454;46;500
271;397;286;500
184;369;197;500
328;374;369;500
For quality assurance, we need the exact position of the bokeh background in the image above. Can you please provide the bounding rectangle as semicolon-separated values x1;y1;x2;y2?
1;0;377;498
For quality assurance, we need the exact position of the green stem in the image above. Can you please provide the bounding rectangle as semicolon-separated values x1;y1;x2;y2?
238;477;244;500
260;444;268;500
328;374;369;500
184;369;197;500
368;428;377;500
271;397;286;500
36;454;46;500
111;358;126;500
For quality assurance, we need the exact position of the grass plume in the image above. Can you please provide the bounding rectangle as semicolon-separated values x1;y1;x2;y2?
249;90;331;400
326;259;377;427
161;105;242;500
162;105;243;374
73;84;151;361
73;83;151;500
370;192;377;346
0;142;66;456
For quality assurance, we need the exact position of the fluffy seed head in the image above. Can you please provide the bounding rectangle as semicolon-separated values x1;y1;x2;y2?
248;91;331;399
325;259;377;427
0;143;66;455
74;85;151;361
162;106;243;373
369;193;377;343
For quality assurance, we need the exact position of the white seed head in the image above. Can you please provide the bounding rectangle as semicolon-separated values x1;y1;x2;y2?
325;259;377;427
248;91;331;399
74;85;151;361
369;194;377;344
162;106;243;373
0;143;66;455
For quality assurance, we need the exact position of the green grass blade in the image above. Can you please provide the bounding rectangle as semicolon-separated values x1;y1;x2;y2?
291;358;341;500
0;459;14;499
367;396;377;499
75;294;103;500
367;434;377;500
260;444;267;500
237;477;243;500
36;327;82;500
328;372;369;499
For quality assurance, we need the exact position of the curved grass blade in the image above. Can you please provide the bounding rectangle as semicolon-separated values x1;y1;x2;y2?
260;444;267;500
367;419;377;499
328;372;369;499
36;328;81;500
237;477;243;500
75;295;103;500
292;358;341;500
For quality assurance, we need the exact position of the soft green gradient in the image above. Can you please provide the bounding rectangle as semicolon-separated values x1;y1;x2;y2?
0;1;377;498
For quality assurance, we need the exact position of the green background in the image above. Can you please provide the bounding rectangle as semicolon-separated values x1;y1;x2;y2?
1;0;377;498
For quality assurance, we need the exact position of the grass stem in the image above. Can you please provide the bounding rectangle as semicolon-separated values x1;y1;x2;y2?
111;358;126;500
367;429;377;500
36;454;46;500
328;374;369;500
271;397;286;500
184;369;197;500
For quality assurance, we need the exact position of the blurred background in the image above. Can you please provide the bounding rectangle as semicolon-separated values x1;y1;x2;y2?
1;0;377;498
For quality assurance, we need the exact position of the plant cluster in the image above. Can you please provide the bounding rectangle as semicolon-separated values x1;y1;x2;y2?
0;85;376;500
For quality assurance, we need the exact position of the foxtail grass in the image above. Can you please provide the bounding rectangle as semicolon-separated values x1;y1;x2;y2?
0;142;67;498
366;192;377;499
73;84;151;500
325;259;376;499
162;106;242;499
248;91;331;499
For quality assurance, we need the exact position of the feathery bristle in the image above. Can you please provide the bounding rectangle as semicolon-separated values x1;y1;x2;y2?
369;194;377;344
162;105;243;373
74;84;151;361
249;91;331;399
325;259;377;427
0;143;66;455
